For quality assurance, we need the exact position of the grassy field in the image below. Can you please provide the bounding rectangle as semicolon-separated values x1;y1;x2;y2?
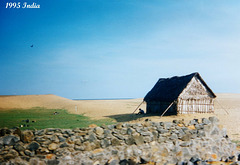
0;108;114;130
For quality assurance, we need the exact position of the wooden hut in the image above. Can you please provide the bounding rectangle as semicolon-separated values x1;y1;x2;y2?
144;72;216;115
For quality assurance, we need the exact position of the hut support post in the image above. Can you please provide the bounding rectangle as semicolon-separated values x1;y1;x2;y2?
160;100;176;118
132;100;144;114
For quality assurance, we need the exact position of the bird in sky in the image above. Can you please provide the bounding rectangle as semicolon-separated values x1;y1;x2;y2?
30;45;33;47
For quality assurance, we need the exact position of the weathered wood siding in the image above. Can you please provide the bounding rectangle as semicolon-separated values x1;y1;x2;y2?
177;77;214;114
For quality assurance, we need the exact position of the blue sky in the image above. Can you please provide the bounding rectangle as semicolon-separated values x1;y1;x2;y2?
0;0;240;99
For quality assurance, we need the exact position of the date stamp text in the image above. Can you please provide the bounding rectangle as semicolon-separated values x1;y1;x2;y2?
6;2;40;9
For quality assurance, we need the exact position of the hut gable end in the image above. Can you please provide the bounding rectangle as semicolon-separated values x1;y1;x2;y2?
179;76;212;100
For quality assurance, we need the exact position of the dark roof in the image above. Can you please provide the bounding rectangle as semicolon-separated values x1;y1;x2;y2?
144;72;216;102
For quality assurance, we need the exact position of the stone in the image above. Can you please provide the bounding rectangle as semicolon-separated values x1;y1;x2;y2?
209;116;219;124
94;127;104;136
83;141;92;151
47;159;60;165
163;122;172;130
115;123;123;129
27;141;40;151
48;143;58;150
107;158;118;165
125;137;135;145
202;118;211;125
180;133;191;141
211;127;220;136
40;148;50;154
21;130;34;143
188;125;196;130
101;139;111;148
170;133;178;140
35;136;46;143
35;129;46;136
113;133;125;140
24;149;35;157
141;131;153;136
59;142;69;148
58;136;66;142
112;137;121;146
133;134;144;145
120;128;128;135
89;133;97;142
157;128;168;134
3;135;20;146
14;143;25;152
50;135;59;143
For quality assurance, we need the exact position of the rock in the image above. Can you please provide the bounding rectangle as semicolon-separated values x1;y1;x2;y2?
101;139;111;148
0;128;11;136
125;137;135;145
210;127;220;136
113;133;125;140
115;123;122;129
59;142;69;148
14;143;25;152
3;153;16;161
47;159;60;165
170;133;178;140
40;148;50;154
58;136;66;142
48;143;58;150
202;118;211;125
27;141;40;151
120;128;128;135
21;130;34;143
50;134;59;143
13;127;21;137
188;125;196;130
141;131;153;136
163;122;172;130
24;149;35;157
107;158;118;165
35;129;46;136
94;127;104;136
133;134;144;145
209;116;219;124
3;135;20;145
89;133;97;142
83;141;92;151
180;133;191;141
112;137;121;146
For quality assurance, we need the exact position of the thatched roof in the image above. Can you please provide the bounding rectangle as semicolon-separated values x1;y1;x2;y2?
144;72;216;102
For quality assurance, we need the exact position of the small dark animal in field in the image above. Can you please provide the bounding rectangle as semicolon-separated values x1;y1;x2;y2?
32;120;36;123
22;119;29;123
53;112;59;115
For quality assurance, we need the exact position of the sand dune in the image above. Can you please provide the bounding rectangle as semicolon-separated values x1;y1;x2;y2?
0;93;240;140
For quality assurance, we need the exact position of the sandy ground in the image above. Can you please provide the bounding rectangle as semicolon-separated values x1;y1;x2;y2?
0;93;240;141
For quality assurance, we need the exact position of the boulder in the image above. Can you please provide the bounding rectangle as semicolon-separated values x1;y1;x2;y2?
27;141;40;151
21;130;34;143
94;127;104;136
3;135;20;146
48;143;59;151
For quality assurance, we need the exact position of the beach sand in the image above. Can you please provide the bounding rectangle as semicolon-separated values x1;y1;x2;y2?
0;93;240;140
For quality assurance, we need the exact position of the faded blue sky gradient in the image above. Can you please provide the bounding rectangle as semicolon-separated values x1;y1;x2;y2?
0;0;240;99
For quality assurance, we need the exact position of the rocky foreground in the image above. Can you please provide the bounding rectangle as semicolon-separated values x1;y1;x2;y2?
0;117;240;165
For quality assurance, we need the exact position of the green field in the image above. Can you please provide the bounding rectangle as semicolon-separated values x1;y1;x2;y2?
0;108;114;130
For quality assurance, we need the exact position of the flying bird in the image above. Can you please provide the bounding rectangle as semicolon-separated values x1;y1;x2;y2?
30;45;33;47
